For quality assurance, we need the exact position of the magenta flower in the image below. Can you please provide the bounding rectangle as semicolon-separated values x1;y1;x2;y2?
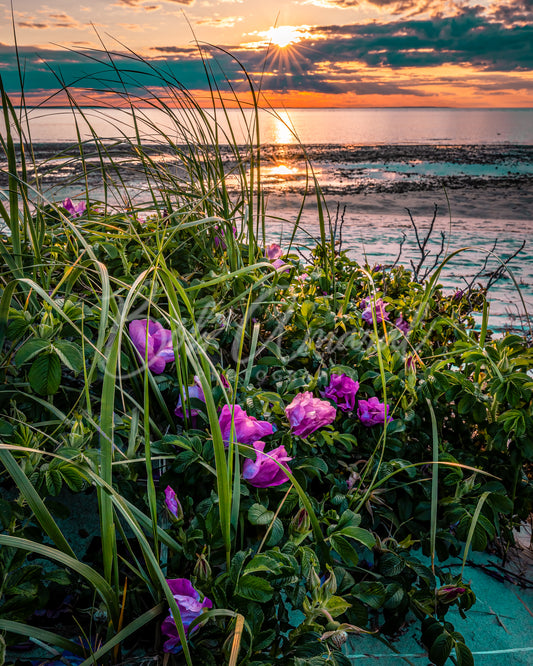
161;579;212;654
219;404;274;445
285;392;337;438
357;397;392;427
395;315;410;334
362;298;389;325
324;373;360;412
62;198;86;218
266;243;283;261
129;319;175;374
272;258;290;272
214;225;237;250
243;441;292;488
220;373;231;390
175;376;205;420
164;486;183;521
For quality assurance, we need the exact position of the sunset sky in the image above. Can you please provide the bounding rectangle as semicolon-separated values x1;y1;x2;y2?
1;0;532;107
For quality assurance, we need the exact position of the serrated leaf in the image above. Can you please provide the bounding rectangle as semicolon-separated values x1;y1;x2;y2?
379;552;405;577
235;574;273;602
28;353;61;395
248;504;275;526
267;517;284;546
14;338;50;365
54;341;83;373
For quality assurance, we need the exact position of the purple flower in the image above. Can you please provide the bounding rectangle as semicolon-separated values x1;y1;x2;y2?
214;225;237;250
395;315;410;334
362;298;389;325
175;376;205;420
242;441;292;488
164;486;183;521
324;373;360;412
219;404;274;445
285;392;337;438
161;579;212;653
454;289;464;301
129;319;175;374
62;198;86;218
272;258;290;272
357;397;392;427
220;373;230;390
266;243;283;261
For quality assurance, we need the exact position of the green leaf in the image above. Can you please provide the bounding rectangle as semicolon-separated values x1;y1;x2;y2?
338;526;376;550
324;595;351;618
235;574;273;602
330;534;359;567
28;352;61;395
455;641;474;666
379;552;405;577
267;517;284;547
14;338;50;365
429;633;454;666
301;301;314;319
54;341;83;373
248;503;275;526
351;581;386;610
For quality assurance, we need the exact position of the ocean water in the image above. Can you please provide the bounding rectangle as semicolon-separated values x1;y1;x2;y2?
2;107;532;332
9;106;533;145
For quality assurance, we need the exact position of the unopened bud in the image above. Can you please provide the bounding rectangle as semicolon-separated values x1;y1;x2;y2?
290;508;310;535
193;551;212;584
436;585;466;603
322;568;337;596
164;486;183;522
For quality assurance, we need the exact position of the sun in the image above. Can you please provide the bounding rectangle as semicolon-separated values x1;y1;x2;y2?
265;25;305;48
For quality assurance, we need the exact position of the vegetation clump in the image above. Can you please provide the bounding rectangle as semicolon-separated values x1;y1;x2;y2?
0;51;532;666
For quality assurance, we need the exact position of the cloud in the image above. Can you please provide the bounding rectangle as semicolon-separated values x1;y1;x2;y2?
16;11;85;30
194;16;243;27
113;0;193;7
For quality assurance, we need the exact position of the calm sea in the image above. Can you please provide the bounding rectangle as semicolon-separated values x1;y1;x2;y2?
3;107;533;331
12;106;533;145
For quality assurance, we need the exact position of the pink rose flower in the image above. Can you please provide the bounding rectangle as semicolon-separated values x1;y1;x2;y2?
324;373;360;412
129;320;175;374
175;376;205;420
266;243;283;261
62;198;86;218
357;397;392;427
242;441;292;488
164;486;183;521
285;392;337;438
161;579;212;653
219;404;274;445
395;315;410;334
362;298;389;325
